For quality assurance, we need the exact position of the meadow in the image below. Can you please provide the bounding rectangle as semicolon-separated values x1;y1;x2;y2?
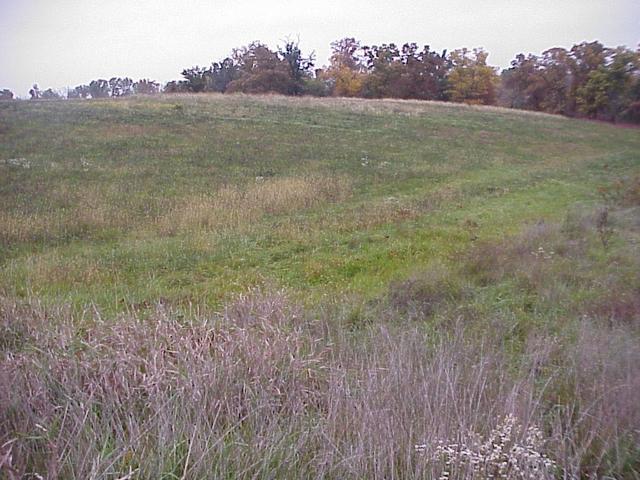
1;94;639;479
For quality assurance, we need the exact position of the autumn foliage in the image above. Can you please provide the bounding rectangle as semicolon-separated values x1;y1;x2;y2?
170;37;638;122
13;37;639;123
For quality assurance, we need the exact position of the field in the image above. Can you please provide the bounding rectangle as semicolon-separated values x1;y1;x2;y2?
1;94;639;479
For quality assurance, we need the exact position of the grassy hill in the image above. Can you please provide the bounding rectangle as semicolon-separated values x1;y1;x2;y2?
1;95;639;478
1;95;638;310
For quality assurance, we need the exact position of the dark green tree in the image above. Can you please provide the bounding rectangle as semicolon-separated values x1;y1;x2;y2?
398;44;450;100
577;47;639;121
499;53;544;109
68;84;91;99
163;80;190;93
279;40;315;95
41;88;63;100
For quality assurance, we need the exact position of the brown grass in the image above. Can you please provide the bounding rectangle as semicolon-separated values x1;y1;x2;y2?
0;175;351;246
0;185;133;246
156;175;351;235
159;92;568;121
1;291;638;479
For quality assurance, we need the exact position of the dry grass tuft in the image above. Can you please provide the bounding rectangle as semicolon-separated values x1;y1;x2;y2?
0;185;132;246
156;175;351;235
387;263;465;319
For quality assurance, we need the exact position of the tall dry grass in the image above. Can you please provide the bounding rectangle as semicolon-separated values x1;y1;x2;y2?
0;175;351;247
0;184;134;247
1;291;638;479
156;175;351;235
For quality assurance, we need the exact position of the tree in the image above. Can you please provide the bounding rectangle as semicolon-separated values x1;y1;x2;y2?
109;77;134;97
537;48;573;114
133;79;160;95
447;48;498;105
301;74;331;96
499;53;544;109
325;37;366;97
41;88;63;100
279;40;315;95
366;43;450;100
68;84;91;99
361;43;403;98
89;79;110;98
400;44;450;100
181;66;210;92
576;47;640;121
29;84;41;99
567;41;607;114
226;42;295;94
0;89;14;100
208;58;239;92
163;80;190;93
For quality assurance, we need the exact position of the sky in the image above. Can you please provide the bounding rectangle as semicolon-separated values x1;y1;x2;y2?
1;0;639;97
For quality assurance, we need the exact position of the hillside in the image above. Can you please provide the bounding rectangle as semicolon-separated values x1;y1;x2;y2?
1;95;639;479
1;95;638;310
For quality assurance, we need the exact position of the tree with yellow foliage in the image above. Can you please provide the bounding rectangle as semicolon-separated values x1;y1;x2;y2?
447;48;499;105
324;37;366;97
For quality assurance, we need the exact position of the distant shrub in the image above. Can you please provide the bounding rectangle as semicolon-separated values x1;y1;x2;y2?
302;77;331;97
0;89;13;100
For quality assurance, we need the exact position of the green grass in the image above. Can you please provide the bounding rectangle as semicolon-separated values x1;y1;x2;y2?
1;94;639;313
2;94;640;479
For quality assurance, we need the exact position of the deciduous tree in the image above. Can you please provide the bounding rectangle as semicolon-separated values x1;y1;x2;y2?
68;84;90;99
447;48;498;105
41;88;63;100
226;42;295;94
89;79;110;98
209;58;239;93
325;37;366;97
279;40;315;95
577;47;639;121
133;79;160;95
181;66;210;93
29;84;41;99
109;77;134;97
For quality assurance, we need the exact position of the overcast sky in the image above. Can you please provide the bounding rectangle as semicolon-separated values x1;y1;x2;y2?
1;0;638;97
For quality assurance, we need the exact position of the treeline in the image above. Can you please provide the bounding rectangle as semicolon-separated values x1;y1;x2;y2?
160;37;640;122
25;78;160;100
500;42;640;122
2;38;639;123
